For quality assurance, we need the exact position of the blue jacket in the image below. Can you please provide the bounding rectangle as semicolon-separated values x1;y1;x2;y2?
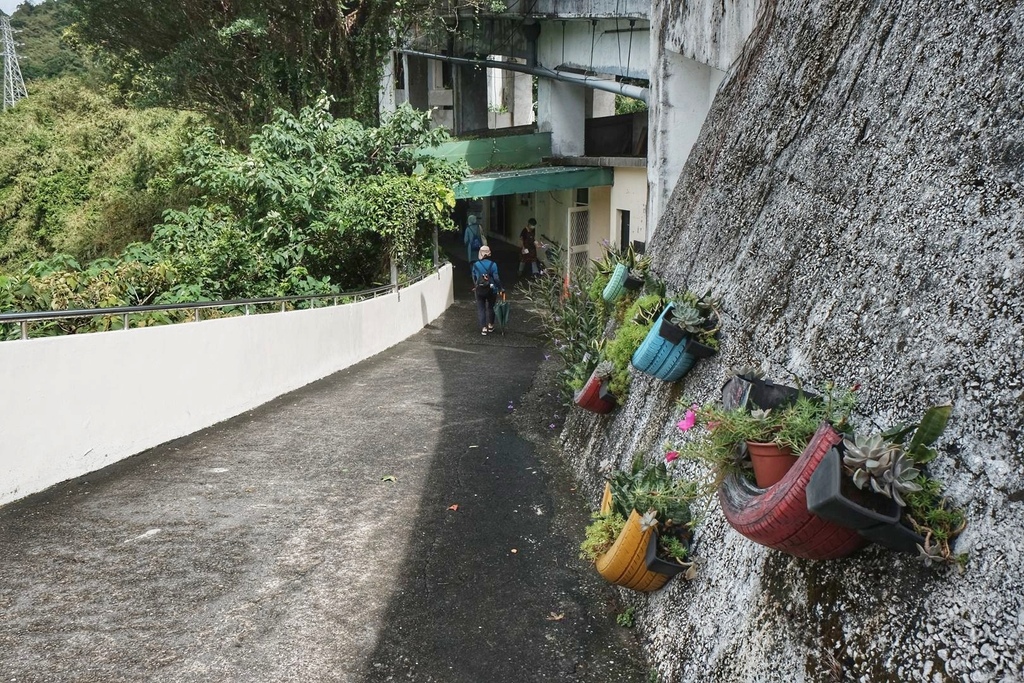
472;259;502;293
464;224;482;262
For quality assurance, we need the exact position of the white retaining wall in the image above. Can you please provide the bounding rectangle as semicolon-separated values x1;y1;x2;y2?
0;265;454;506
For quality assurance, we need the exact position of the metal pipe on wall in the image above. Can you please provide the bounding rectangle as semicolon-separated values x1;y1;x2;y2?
397;48;649;104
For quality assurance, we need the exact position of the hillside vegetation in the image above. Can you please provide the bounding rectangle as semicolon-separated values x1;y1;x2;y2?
0;77;199;269
0;0;465;329
10;0;84;81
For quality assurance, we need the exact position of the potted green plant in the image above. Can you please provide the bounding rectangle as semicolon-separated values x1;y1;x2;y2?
679;383;853;489
807;403;967;567
669;377;867;560
632;291;720;382
581;458;700;591
600;294;665;402
592;242;652;302
623;267;646;291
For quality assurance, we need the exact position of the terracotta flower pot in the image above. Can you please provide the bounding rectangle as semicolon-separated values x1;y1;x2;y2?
746;441;797;488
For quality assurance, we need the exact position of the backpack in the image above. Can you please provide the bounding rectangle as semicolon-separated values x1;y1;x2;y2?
469;230;483;253
474;261;494;297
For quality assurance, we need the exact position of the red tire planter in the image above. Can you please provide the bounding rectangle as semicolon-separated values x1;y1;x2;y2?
574;370;616;414
718;423;866;560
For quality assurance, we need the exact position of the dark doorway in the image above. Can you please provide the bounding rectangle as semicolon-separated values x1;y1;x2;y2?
619;209;631;250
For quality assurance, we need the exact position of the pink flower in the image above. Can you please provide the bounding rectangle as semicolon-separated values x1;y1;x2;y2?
665;451;679;463
677;409;697;433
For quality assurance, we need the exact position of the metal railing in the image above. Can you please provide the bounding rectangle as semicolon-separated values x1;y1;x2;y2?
0;266;446;342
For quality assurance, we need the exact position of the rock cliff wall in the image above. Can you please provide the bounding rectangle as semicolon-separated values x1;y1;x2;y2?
563;1;1024;681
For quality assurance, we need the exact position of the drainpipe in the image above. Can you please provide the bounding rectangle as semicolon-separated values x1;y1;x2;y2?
397;48;648;104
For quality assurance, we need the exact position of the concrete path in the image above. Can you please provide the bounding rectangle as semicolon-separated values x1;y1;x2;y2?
0;235;649;682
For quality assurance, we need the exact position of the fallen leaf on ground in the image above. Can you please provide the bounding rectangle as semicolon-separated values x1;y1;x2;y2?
546;612;565;621
447;504;459;511
380;475;396;482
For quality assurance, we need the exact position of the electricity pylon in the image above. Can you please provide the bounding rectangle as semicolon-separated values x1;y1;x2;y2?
1;13;27;110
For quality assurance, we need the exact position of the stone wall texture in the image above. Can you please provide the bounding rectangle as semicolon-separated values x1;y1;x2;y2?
563;1;1024;681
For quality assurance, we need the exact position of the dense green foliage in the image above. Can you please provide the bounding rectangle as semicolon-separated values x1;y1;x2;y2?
157;97;463;297
603;294;661;399
67;0;402;135
518;247;609;403
0;77;200;269
0;98;464;334
11;0;84;81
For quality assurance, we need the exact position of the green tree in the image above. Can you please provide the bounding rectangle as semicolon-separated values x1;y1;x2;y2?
67;0;402;135
157;96;465;296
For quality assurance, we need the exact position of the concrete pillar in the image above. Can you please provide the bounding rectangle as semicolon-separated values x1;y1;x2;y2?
538;79;585;157
406;55;429;112
648;48;725;232
513;71;534;126
455;61;489;135
379;51;398;115
587;87;617;119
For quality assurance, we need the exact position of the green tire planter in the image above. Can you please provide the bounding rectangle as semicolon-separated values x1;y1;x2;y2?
602;263;628;302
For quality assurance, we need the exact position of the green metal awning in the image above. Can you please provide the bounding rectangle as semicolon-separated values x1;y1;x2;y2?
454;166;613;199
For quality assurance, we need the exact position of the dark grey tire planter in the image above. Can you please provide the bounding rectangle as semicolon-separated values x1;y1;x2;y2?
722;374;819;412
624;274;644;291
807;446;925;553
684;338;717;359
807;447;901;530
858;519;927;553
644;531;691;577
658;314;686;344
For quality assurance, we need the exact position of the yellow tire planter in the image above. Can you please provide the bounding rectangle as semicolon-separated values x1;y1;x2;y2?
593;484;673;592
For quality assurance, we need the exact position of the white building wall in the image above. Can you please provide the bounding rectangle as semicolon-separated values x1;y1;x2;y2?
0;267;455;507
648;0;761;232
538;79;586;156
537;19;650;79
610;166;648;245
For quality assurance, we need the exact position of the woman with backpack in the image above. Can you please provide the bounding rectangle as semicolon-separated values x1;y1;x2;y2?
464;215;484;265
472;245;503;335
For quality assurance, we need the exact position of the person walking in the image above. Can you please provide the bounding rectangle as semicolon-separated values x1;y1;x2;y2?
464;215;484;265
472;245;503;335
518;218;543;276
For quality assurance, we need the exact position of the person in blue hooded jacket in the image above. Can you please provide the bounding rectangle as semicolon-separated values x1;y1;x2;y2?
472;245;503;335
463;215;483;264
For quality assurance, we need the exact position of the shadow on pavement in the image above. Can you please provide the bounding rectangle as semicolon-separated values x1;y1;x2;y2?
362;236;648;682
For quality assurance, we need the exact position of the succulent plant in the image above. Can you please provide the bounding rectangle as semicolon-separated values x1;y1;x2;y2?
729;366;766;380
916;534;948;568
843;433;923;506
639;510;659;532
667;303;704;334
628;268;645;280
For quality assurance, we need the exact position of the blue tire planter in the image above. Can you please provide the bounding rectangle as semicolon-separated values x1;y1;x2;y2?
631;306;707;382
602;263;628;302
